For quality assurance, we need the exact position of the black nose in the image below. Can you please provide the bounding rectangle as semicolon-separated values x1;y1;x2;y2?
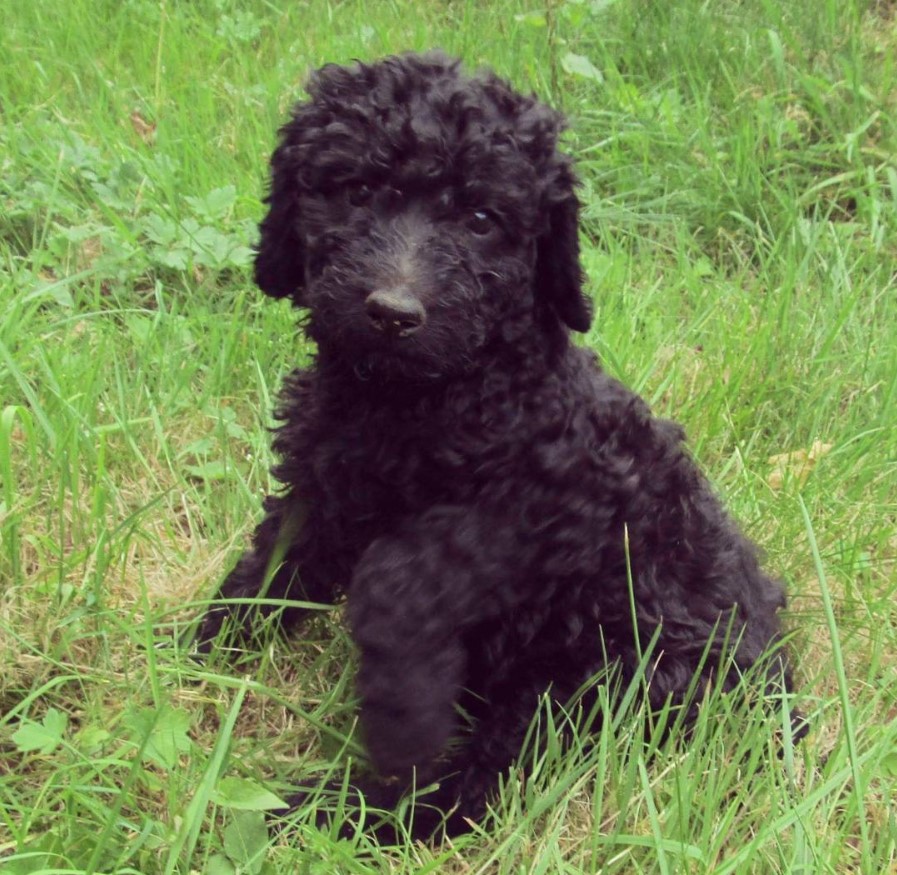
365;290;426;338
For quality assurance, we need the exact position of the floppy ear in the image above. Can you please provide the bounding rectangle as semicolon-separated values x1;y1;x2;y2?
534;190;593;333
253;139;306;301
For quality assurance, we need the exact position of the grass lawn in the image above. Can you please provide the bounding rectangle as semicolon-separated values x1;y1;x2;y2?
1;0;896;872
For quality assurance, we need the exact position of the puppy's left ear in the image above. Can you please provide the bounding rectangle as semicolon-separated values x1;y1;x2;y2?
535;184;592;333
254;139;306;301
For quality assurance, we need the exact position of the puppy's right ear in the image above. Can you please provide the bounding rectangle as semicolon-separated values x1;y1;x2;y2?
254;138;306;301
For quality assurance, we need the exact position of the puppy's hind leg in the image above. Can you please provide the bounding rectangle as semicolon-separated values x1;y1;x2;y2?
193;495;336;655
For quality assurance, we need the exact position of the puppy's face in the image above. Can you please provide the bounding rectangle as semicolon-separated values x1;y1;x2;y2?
296;157;541;382
256;53;591;382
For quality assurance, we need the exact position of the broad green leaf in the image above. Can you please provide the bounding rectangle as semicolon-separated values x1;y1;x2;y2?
561;52;604;83
124;704;193;769
223;810;269;874
212;776;288;811
12;708;68;755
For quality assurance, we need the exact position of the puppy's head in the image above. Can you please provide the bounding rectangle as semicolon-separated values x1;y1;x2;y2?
256;51;591;381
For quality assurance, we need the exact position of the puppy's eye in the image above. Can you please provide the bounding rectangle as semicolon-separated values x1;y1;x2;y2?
347;184;373;207
467;209;495;236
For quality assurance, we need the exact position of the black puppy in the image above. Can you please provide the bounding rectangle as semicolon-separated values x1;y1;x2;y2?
198;51;801;838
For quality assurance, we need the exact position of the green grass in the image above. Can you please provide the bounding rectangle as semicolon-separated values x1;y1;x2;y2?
1;0;896;871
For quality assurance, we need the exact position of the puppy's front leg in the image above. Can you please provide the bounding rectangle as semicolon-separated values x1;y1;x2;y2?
347;506;521;779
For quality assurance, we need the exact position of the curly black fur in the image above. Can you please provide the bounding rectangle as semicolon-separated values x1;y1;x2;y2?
197;51;802;840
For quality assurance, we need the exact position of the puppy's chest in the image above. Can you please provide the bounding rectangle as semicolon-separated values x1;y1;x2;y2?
312;402;518;512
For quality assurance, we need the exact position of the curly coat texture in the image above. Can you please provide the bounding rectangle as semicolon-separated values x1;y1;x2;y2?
198;51;801;839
